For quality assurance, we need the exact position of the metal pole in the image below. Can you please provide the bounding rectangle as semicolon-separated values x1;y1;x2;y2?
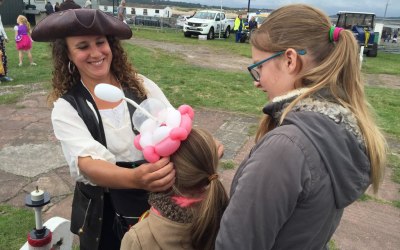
247;0;251;19
219;0;222;39
383;0;389;24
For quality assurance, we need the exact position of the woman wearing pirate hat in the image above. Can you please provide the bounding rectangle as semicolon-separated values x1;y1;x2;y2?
32;9;175;250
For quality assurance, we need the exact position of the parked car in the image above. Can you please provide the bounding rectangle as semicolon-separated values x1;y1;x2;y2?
183;10;234;39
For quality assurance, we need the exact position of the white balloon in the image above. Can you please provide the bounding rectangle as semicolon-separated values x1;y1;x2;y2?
166;108;181;128
156;108;169;122
94;83;123;102
140;133;153;148
140;119;158;133
132;98;166;129
152;126;172;145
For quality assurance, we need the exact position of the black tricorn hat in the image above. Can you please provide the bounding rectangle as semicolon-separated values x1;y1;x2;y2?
32;9;132;42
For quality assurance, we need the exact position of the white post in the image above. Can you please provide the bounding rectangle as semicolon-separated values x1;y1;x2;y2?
359;46;365;69
218;0;222;39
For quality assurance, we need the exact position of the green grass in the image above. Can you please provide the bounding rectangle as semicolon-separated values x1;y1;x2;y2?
0;205;35;249
328;239;339;250
220;160;236;170
365;87;400;138
131;27;252;57
0;91;23;104
125;44;265;114
362;53;400;75
388;154;400;184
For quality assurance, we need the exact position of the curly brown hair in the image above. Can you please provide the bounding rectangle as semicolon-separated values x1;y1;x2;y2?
47;36;147;105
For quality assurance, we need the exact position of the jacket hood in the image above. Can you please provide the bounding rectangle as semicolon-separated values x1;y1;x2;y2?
263;94;371;209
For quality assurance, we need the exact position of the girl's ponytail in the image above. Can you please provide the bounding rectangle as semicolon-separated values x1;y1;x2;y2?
191;175;228;250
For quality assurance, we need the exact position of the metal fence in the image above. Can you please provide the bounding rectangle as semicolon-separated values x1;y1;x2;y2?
127;15;183;31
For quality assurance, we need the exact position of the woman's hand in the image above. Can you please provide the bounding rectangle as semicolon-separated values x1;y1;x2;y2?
133;157;175;192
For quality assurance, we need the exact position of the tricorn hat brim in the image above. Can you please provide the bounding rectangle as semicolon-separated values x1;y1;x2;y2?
32;9;132;42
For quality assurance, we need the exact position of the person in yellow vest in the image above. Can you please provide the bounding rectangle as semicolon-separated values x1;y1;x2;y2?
234;14;245;43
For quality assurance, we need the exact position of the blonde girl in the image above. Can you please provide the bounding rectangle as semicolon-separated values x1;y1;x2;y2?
14;15;36;66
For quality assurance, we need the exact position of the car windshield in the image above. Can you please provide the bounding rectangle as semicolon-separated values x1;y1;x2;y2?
194;12;216;20
337;13;374;28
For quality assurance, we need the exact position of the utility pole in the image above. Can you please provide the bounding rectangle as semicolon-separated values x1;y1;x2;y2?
383;0;389;24
247;0;251;19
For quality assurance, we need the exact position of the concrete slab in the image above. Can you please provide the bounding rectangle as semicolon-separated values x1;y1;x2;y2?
0;142;66;177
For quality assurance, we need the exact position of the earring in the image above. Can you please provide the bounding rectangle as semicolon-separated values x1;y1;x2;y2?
68;61;75;74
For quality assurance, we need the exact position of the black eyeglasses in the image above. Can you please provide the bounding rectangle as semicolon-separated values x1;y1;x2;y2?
247;49;307;82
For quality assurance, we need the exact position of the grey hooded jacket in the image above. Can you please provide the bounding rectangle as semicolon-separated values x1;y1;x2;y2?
216;95;371;250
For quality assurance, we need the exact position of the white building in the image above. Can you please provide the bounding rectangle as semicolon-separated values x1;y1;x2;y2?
99;4;172;18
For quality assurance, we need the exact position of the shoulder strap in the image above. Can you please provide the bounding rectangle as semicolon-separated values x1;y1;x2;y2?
62;82;107;147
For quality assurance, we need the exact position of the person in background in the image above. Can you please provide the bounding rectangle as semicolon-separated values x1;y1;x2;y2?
248;16;258;31
54;2;61;12
392;32;398;43
0;13;13;82
117;0;127;22
121;128;228;250
15;15;36;67
233;14;244;43
45;1;54;15
31;9;175;250
84;0;92;9
216;4;386;249
59;0;81;11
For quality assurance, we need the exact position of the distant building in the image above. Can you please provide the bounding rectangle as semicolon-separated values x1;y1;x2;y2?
99;4;172;18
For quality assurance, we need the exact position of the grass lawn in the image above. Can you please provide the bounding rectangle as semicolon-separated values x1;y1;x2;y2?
0;205;34;249
1;26;399;247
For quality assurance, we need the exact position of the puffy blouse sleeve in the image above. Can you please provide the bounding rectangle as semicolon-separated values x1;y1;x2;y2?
51;98;116;185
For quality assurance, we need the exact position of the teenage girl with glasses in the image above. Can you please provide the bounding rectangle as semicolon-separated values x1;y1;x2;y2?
216;4;386;249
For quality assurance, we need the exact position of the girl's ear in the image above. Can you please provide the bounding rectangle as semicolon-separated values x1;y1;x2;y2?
283;48;302;74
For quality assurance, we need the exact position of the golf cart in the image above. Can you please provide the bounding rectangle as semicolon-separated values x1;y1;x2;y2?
336;11;378;57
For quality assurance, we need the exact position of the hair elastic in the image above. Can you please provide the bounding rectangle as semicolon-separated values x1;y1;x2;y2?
329;26;344;42
208;174;219;182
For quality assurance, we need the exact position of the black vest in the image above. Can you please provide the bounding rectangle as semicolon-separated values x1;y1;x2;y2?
62;82;148;249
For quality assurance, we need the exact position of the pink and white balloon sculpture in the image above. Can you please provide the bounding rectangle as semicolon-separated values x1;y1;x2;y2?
94;83;194;163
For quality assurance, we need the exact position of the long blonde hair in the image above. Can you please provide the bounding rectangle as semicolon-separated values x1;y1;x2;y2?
251;4;386;192
17;15;31;34
171;128;228;250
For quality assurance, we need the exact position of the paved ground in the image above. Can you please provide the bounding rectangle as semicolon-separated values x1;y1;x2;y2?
1;39;400;249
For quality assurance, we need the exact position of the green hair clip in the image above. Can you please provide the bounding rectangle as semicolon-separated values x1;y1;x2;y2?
329;26;335;42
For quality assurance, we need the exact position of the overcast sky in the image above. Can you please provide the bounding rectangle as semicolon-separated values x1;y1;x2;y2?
175;0;399;17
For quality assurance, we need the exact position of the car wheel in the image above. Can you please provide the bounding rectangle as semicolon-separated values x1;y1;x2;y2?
240;33;247;43
366;42;378;57
184;32;191;38
207;28;215;40
224;27;230;38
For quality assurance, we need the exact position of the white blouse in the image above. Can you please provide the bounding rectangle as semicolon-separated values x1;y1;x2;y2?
51;75;172;185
